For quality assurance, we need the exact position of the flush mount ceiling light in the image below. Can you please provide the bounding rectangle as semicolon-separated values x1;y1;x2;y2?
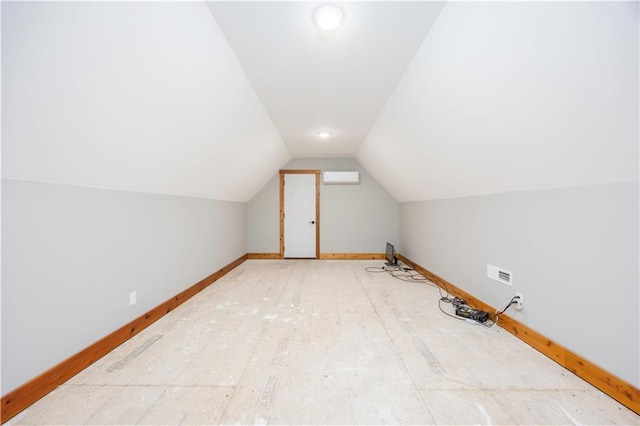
314;3;344;31
317;130;333;138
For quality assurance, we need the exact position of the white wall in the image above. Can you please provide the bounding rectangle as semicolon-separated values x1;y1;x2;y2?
359;2;639;387
358;2;638;202
401;182;639;387
2;2;290;202
1;2;284;394
247;158;399;254
2;179;247;394
247;175;280;253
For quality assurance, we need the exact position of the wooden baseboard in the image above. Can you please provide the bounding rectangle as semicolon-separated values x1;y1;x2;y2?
0;254;248;423
397;254;640;415
247;253;282;259
248;253;385;260
319;253;385;260
7;253;636;419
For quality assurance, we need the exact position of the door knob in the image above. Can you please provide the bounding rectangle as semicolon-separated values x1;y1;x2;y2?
309;220;315;224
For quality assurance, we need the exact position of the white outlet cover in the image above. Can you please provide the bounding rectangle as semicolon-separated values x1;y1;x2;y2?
515;292;524;310
129;291;137;305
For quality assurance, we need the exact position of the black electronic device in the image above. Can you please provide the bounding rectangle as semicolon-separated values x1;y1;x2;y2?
385;242;398;266
454;304;489;323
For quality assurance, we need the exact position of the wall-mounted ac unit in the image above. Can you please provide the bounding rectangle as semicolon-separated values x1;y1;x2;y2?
322;171;360;184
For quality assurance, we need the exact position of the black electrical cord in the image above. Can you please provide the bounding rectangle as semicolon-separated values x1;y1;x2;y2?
495;296;519;316
437;283;458;302
364;266;388;273
365;264;434;283
389;268;438;287
438;297;465;321
365;263;444;290
364;263;495;327
388;270;431;283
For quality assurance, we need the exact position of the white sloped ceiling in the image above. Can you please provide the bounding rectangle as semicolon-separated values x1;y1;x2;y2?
2;1;290;202
207;1;444;158
5;2;636;204
357;1;639;202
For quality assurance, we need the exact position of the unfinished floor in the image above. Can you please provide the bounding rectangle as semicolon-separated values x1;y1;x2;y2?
8;260;638;425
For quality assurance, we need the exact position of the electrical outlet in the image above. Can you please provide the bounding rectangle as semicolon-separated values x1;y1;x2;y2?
514;292;523;310
129;291;137;306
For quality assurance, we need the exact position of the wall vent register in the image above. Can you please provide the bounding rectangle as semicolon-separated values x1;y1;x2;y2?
487;264;512;286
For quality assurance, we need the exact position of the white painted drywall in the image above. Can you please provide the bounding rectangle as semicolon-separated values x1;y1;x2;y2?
207;1;444;158
400;181;639;387
358;2;638;202
363;1;639;388
247;159;399;254
2;2;290;202
0;2;4;390
247;175;280;254
1;2;275;394
1;179;246;394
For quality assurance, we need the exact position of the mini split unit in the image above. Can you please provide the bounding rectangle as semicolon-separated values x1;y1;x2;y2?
322;171;360;184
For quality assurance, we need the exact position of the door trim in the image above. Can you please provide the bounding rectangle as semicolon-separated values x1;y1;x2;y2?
280;169;320;259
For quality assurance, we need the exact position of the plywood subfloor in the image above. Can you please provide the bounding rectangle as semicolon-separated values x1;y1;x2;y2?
9;260;639;425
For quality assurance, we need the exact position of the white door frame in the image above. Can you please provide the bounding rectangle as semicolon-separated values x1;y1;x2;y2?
279;169;320;259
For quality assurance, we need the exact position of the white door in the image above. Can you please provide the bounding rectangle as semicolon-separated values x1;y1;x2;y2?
284;173;317;258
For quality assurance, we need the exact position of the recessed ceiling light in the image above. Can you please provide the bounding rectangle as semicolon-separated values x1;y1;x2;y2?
314;3;344;31
317;130;332;138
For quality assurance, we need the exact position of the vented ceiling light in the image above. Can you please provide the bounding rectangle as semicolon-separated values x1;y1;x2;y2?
314;3;344;31
317;130;332;138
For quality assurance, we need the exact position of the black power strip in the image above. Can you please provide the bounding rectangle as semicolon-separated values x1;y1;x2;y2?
454;304;489;323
